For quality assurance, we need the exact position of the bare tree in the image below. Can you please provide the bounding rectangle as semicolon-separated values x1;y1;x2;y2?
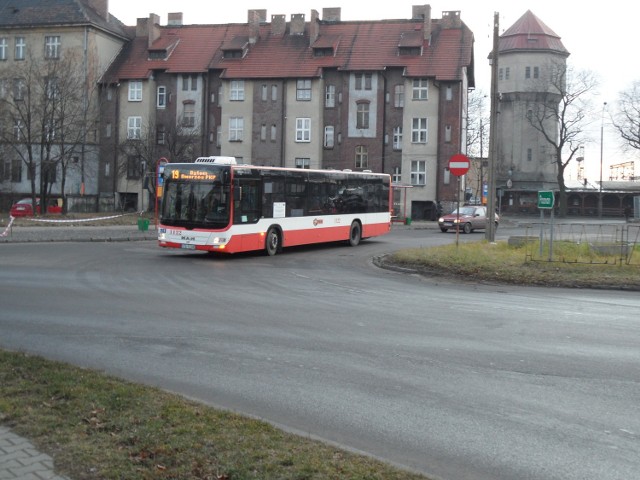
466;89;490;201
611;80;640;153
527;63;599;216
0;51;100;212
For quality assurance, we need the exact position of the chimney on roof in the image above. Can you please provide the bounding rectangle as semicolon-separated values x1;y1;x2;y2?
167;12;183;26
248;9;265;44
441;10;462;29
412;5;432;41
136;13;161;47
322;8;341;22
86;0;108;20
290;13;305;36
271;14;286;36
310;10;319;45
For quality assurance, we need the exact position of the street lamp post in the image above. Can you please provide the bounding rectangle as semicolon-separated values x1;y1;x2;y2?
485;12;499;242
598;102;607;218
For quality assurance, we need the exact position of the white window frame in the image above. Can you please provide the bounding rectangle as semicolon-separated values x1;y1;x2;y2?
394;84;404;107
295;158;310;169
393;126;403;150
356;102;370;129
0;37;7;61
15;37;25;60
127;116;141;139
182;103;195;127
355;145;368;169
295;118;311;142
412;78;428;100
411;117;428;143
229;117;244;142
157;86;167;108
392;166;401;183
410;160;426;186
296;79;311;101
128;81;142;102
270;124;277;142
324;126;334;148
325;84;335;107
44;36;61;59
230;80;245;101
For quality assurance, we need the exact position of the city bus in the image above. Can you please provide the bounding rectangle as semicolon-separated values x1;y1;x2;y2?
157;157;392;255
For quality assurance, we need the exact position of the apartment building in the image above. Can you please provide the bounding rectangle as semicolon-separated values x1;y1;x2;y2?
0;0;131;211
101;6;475;218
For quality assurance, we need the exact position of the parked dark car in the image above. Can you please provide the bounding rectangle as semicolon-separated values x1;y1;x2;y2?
438;205;499;233
9;198;62;217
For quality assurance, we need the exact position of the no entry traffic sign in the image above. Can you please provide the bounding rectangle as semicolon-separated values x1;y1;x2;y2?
449;154;470;176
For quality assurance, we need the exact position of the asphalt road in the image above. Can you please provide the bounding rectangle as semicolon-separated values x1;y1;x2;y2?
1;226;638;480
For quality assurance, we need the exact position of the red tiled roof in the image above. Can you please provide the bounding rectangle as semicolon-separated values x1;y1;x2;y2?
105;17;474;83
499;10;569;56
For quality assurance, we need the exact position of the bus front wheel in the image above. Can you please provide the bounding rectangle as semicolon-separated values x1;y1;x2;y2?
348;221;362;247
265;227;281;256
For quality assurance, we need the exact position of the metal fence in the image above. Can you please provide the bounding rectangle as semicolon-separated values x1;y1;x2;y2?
512;222;640;266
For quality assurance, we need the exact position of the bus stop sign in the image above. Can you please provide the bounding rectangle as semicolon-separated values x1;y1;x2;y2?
448;154;470;176
537;190;555;209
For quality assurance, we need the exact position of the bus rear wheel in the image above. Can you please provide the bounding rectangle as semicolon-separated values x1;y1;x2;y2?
348;221;362;247
265;227;281;256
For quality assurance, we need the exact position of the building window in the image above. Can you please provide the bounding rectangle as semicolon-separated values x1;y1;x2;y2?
527;148;533;161
216;126;222;147
533;66;539;79
127;155;141;179
128;81;142;101
13;78;26;101
11;159;22;182
392;167;401;183
43;161;56;183
13;120;22;140
14;37;25;60
325;84;335;108
230;80;244;101
411;118;428;143
355;146;368;169
45;77;59;99
44;36;61;59
355;73;372;91
411;160;426;185
295;158;310;169
356;101;370;129
182;74;197;91
446;86;453;101
412;78;428;100
499;68;503;81
271;124;277;142
324;126;334;148
445;124;452;143
156;125;165;145
394;85;404;107
0;37;7;61
260;124;267;141
229;117;244;141
295;118;311;142
261;84;267;101
393;126;403;150
525;66;531;79
127;116;141;139
157;86;166;108
271;84;277;101
105;123;112;138
296;79;311;101
505;67;510;80
182;102;195;127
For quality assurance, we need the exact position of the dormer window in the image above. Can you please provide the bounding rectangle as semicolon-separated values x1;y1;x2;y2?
399;46;421;56
398;31;422;56
222;36;249;59
223;49;243;59
313;47;333;57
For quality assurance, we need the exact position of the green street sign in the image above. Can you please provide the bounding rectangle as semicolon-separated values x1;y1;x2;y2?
537;190;555;209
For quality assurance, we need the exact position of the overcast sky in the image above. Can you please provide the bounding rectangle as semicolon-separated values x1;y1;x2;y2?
109;0;639;179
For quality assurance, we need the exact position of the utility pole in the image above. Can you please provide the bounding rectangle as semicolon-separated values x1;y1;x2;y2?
485;12;499;242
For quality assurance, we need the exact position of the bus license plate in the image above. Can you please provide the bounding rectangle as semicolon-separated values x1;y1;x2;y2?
182;244;196;250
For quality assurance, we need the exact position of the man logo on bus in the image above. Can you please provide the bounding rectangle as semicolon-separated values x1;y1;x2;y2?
313;218;324;226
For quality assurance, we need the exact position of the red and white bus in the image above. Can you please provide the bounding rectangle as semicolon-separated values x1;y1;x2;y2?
157;157;392;255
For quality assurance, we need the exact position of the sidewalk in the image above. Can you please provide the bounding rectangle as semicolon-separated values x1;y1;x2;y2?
0;427;70;480
0;223;157;243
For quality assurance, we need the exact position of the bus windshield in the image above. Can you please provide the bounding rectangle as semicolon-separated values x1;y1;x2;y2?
160;166;230;229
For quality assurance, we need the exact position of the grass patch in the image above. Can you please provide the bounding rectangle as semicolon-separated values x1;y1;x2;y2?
387;240;640;289
0;350;431;480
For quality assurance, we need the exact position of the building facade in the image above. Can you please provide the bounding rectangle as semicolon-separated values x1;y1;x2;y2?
0;0;131;212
